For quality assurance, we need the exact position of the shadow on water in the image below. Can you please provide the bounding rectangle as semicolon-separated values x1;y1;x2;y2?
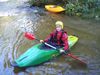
0;1;100;75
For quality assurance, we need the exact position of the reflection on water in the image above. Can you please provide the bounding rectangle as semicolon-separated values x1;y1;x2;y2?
0;1;100;75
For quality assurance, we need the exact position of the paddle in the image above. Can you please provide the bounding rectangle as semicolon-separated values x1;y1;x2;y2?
24;32;86;64
44;43;86;64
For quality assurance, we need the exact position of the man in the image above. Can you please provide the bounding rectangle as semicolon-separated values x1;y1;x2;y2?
40;21;69;53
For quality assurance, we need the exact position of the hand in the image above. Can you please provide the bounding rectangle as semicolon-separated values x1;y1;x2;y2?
40;40;44;43
59;49;65;53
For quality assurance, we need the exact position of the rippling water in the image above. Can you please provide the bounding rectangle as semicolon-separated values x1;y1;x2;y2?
0;0;100;75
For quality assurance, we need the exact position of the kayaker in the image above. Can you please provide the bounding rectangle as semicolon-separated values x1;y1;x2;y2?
40;21;69;53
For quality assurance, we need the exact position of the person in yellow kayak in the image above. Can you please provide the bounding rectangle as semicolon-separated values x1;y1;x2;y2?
40;21;69;53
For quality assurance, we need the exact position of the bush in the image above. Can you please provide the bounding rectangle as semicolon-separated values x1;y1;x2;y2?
65;0;100;18
65;2;82;16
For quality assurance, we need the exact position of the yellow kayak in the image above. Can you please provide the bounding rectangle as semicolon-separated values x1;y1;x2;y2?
45;5;65;13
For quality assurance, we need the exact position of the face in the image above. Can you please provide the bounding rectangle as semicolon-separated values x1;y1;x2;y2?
56;25;62;31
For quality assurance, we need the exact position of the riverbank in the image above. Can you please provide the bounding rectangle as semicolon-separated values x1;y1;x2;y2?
28;0;100;21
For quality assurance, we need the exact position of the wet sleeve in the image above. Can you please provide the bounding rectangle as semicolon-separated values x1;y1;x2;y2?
62;33;69;50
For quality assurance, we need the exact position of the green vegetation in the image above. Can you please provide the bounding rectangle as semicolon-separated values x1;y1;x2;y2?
29;0;100;19
65;0;100;19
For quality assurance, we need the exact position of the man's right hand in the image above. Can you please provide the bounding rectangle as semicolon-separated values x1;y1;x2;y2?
40;40;44;43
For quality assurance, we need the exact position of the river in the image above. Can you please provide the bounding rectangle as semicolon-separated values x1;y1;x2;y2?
0;0;100;75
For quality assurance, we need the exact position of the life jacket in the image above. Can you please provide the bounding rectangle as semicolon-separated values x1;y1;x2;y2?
49;30;66;46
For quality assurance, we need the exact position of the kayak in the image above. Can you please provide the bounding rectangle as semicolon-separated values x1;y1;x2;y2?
12;35;78;67
45;5;65;13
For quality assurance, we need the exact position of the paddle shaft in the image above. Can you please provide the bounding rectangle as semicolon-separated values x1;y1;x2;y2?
35;38;40;41
67;54;86;64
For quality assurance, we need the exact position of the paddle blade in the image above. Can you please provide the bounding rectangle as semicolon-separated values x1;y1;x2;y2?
24;32;35;40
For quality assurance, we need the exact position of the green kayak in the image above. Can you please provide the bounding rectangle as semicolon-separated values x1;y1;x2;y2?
12;35;78;67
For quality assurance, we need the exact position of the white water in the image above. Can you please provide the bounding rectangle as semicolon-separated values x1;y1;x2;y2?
0;0;8;2
0;0;30;16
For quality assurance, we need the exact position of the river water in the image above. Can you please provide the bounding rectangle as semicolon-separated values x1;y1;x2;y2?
0;0;100;75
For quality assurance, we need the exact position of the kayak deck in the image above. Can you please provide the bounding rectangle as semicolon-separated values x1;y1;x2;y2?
12;35;78;67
